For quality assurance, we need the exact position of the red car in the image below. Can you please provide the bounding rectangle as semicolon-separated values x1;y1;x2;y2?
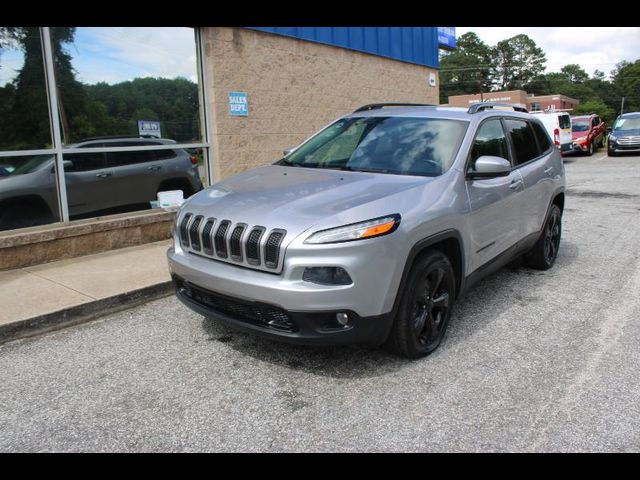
570;114;606;156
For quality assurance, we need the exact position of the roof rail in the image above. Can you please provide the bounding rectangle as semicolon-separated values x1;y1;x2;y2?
467;102;529;114
354;103;435;113
78;134;161;142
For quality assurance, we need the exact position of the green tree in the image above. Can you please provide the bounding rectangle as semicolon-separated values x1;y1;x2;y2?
439;32;492;103
560;64;589;83
490;34;546;90
573;99;616;124
611;60;640;114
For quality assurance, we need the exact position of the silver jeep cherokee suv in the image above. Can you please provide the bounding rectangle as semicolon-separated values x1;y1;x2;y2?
168;103;566;358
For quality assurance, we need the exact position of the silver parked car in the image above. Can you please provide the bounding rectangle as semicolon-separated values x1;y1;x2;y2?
0;136;203;231
168;103;566;358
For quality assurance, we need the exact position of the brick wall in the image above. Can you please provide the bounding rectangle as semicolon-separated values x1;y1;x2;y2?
202;27;440;181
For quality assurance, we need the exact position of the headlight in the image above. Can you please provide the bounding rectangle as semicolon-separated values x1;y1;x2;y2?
575;136;587;142
304;214;401;244
609;134;617;142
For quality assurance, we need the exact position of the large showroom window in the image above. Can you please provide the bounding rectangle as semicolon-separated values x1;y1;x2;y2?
0;27;211;232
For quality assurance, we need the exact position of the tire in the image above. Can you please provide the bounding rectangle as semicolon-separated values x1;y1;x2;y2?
525;204;562;270
587;142;594;156
384;250;456;358
0;202;54;231
608;148;617;157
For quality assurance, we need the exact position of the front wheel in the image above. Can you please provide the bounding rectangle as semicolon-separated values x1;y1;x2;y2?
525;204;562;270
587;142;594;156
384;250;455;358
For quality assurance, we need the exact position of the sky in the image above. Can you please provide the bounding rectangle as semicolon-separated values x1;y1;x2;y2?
456;27;640;78
1;27;639;87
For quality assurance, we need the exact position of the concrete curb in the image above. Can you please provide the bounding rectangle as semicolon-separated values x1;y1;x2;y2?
0;281;174;345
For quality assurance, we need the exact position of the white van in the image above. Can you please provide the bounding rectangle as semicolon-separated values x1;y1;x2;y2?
531;111;572;155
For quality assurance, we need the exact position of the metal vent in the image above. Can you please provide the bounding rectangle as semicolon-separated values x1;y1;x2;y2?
229;224;247;262
214;220;231;258
201;219;216;255
179;213;192;247
189;215;204;251
245;227;265;266
264;230;286;269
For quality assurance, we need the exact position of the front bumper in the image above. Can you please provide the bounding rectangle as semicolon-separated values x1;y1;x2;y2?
172;273;393;346
608;143;640;153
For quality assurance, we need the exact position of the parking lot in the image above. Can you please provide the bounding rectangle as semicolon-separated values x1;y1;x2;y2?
1;152;639;452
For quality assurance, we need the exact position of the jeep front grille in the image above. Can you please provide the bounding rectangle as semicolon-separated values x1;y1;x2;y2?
178;212;287;272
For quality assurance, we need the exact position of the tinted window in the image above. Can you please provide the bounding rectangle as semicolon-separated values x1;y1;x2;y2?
558;115;571;129
470;119;510;164
284;117;468;177
108;150;153;167
505;119;539;165
153;149;176;160
531;121;552;153
63;152;106;172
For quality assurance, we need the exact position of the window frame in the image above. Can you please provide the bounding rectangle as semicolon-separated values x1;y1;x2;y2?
503;117;547;168
0;27;212;232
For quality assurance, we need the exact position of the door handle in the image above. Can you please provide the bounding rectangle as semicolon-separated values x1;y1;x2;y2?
147;165;162;171
509;179;523;190
96;172;112;178
544;167;553;175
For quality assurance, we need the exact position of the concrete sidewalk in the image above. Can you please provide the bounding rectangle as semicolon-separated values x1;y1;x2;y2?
0;240;173;343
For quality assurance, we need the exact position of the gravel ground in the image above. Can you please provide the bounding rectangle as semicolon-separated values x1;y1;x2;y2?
1;152;639;452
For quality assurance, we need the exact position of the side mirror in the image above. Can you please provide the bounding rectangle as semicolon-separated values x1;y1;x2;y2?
53;160;74;173
467;156;511;179
283;146;297;156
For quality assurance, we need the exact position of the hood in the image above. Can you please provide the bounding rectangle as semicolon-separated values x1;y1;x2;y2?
612;128;640;136
182;165;432;239
572;130;590;140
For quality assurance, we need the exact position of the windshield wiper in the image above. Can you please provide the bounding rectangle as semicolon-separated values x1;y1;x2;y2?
337;165;390;174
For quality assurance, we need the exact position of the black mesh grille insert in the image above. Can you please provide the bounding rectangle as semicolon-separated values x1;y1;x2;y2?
214;220;231;258
179;213;192;247
201;219;215;255
264;230;286;269
189;215;204;251
245;227;265;266
229;224;246;261
184;284;297;332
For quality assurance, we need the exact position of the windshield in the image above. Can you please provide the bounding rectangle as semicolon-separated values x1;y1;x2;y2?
572;121;590;132
280;116;468;177
613;117;640;131
1;156;53;177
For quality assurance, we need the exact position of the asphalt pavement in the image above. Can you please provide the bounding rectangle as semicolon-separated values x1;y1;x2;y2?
1;151;639;452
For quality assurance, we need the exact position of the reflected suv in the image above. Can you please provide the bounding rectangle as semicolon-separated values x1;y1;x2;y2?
608;112;640;156
168;103;566;358
0;136;203;231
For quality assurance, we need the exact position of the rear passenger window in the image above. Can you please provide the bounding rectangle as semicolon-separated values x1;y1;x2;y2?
558;115;571;130
505;119;539;165
531;121;552;153
470;119;511;165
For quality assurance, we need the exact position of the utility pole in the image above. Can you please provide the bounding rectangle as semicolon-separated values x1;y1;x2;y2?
621;96;625;115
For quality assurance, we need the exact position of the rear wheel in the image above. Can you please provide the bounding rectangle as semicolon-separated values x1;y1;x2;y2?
384;250;455;358
525;204;562;270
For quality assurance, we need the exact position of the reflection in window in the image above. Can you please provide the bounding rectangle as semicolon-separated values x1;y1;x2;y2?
470;120;510;164
52;27;201;146
0;27;53;151
0;154;60;231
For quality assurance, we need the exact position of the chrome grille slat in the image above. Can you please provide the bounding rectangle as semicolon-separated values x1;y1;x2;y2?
180;212;286;272
618;136;640;145
214;220;232;258
179;213;193;247
230;224;247;262
189;215;204;251
201;218;216;256
246;227;265;266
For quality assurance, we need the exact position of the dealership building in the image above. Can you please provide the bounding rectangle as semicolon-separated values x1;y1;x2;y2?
447;89;579;112
0;27;450;269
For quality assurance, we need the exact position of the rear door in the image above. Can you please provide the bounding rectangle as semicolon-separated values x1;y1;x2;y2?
106;142;165;207
465;118;526;271
506;118;555;238
63;151;115;216
558;113;572;151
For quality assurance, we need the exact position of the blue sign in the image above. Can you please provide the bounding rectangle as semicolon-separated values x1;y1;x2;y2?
437;27;456;50
137;120;161;137
229;91;248;116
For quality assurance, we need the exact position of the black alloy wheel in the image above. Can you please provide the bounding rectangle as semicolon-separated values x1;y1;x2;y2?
525;204;562;270
385;250;455;358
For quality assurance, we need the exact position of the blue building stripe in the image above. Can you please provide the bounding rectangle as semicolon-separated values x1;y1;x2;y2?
247;27;439;69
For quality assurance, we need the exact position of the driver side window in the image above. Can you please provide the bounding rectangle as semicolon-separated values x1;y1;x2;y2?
469;119;511;169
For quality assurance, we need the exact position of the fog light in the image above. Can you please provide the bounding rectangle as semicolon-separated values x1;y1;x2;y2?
336;312;349;326
302;267;353;285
